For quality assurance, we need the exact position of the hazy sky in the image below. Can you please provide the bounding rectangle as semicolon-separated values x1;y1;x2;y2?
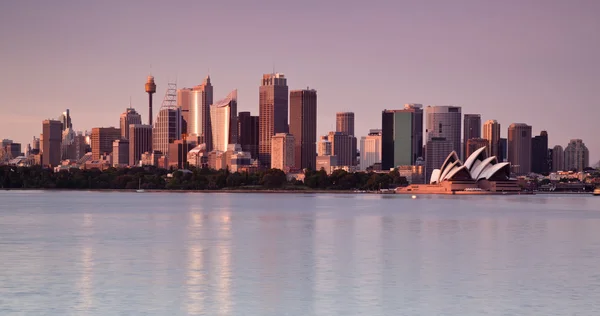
1;0;599;163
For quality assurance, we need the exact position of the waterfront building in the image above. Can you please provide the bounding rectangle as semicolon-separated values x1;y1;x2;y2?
382;104;423;169
398;165;425;184
42;120;63;167
188;76;213;150
328;131;356;167
425;137;453;182
129;124;153;166
483;120;501;158
120;108;142;140
359;129;382;171
152;107;181;157
531;131;549;174
466;138;489;158
336;112;355;136
91;127;120;160
210;90;238;152
271;133;295;172
463;114;481;159
316;155;338;174
564;139;589;172
238;112;259;159
289;89;317;170
507;123;532;175
552;145;564;171
259;73;288;167
112;139;129;167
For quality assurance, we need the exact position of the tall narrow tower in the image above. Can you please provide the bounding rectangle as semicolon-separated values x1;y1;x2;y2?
145;76;157;126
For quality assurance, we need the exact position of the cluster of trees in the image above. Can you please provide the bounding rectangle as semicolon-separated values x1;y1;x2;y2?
0;165;409;191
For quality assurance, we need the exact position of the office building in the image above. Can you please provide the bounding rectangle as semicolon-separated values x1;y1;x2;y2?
120;108;142;140
507;123;532;175
463;114;481;159
328;131;356;166
318;135;331;156
552;145;564;172
188;76;213;150
129;124;153;166
61;128;77;160
177;87;193;135
112;139;129;167
58;109;72;131
42;120;63;166
425;137;454;182
316;155;338;174
564;139;589;172
91;127;120;160
466;138;489;158
382;104;423;169
210;90;238;152
168;139;194;169
271;133;294;171
153;107;181;157
498;138;507;162
426;105;461;153
259;73;288;167
289;89;317;170
238;112;259;159
336;112;355;136
531;131;549;174
359;129;382;171
483;119;501;157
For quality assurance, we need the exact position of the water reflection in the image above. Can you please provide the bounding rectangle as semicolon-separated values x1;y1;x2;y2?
186;212;205;315
76;213;94;313
215;207;232;316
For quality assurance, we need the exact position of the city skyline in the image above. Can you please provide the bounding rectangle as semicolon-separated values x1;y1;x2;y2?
0;1;599;162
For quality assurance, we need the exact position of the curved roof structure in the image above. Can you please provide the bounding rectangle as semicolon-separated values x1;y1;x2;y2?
430;169;441;184
429;147;511;184
464;146;487;171
471;156;498;180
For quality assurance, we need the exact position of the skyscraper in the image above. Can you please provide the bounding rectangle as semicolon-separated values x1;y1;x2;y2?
42;120;63;166
91;127;121;160
498;138;508;162
317;135;331;156
259;73;288;167
507;123;532;175
483;119;501;157
271;133;295;172
466;138;489;157
177;87;193;135
425;137;454;182
289;89;317;170
552;145;564;172
463;114;481;159
564;139;589;171
210;90;238;152
129;124;152;166
328;131;356;166
152;108;181;157
426;105;461;153
112;139;129;167
189;76;213;150
531;131;549;174
336;112;355;136
58;109;72;131
359;129;382;171
237;112;259;159
120;108;142;140
381;104;423;170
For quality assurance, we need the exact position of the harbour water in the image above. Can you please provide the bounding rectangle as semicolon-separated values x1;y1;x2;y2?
1;191;599;315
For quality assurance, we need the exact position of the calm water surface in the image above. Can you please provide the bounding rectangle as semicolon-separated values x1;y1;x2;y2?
1;191;600;315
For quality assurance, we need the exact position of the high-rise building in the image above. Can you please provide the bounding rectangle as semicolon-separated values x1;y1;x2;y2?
507;123;532;175
210;90;238;152
1;141;21;159
177;87;193;135
289;89;317;170
188;77;213;149
336;112;355;136
466;138;489;158
120;108;142;140
58;109;72;131
564;139;589;172
112;139;129;167
91;127;121;160
317;135;331;156
426;106;461;168
259;73;288;167
425;137;454;182
42;120;63;166
382;104;423;169
498;138;508;162
237;112;259;159
552;145;564;172
31;136;40;152
531;131;549;174
168;139;194;169
153;108;181;157
61;128;77;160
328;131;356;166
129;124;153;166
463;114;481;159
359;129;382;171
271;133;294;171
483;119;501;157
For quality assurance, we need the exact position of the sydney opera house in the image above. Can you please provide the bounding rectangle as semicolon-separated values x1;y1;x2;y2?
396;147;520;194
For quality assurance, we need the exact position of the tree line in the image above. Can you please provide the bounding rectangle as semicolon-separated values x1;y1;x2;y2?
0;166;408;191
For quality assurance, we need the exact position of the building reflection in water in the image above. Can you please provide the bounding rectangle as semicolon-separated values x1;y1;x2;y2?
215;209;232;316
186;211;205;315
76;213;94;313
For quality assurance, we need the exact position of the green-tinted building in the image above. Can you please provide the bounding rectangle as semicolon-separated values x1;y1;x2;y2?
381;104;423;170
